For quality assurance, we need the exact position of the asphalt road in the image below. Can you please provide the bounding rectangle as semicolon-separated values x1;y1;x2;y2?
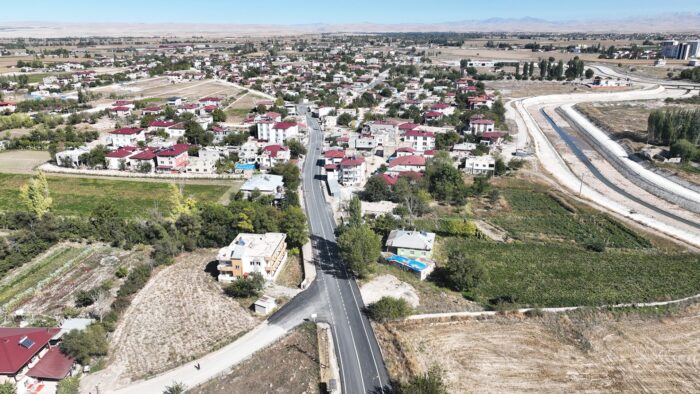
271;105;391;393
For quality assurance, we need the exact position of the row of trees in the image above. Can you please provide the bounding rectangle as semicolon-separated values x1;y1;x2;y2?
647;108;700;146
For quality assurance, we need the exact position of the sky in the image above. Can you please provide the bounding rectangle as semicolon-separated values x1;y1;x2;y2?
1;0;699;25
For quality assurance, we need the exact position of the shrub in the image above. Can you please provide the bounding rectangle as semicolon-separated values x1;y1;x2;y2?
60;324;109;365
224;273;265;298
57;376;81;394
74;287;102;307
115;265;128;278
366;297;413;322
401;365;448;394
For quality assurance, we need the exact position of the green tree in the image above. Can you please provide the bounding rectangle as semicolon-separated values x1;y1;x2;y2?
60;324;109;365
281;206;308;248
366;296;413;322
224;272;265;298
445;243;487;293
211;108;226;122
585;68;595;79
670;139;698;162
337;113;353;126
19;171;53;218
270;162;301;190
425;153;468;204
347;196;362;227
435;131;461;151
285;138;307;159
167;183;197;220
363;175;392;202
337;224;381;277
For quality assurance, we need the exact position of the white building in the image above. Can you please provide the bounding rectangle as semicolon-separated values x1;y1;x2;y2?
216;233;288;282
338;157;367;186
257;121;299;144
240;174;285;197
404;130;435;152
463;155;496;175
108;128;145;147
55;148;89;168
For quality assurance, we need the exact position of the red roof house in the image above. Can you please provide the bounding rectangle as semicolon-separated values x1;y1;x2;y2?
0;327;61;376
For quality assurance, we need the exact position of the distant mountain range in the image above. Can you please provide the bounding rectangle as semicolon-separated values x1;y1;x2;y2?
1;14;699;38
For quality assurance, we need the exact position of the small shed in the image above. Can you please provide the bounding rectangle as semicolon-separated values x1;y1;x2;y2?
254;296;277;315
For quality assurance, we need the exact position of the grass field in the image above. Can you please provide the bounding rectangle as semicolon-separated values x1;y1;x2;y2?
483;183;651;249
0;173;231;218
455;240;700;308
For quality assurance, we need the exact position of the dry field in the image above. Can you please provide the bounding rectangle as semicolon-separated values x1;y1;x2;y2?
190;323;320;394
576;101;657;141
224;92;267;123
0;150;50;173
376;304;700;393
100;78;241;102
88;250;257;387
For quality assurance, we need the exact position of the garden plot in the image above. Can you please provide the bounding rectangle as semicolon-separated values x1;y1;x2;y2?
0;243;148;318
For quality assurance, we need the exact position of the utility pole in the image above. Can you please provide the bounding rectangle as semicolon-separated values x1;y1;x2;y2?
579;173;585;196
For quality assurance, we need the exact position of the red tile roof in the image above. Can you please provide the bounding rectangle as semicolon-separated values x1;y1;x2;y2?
340;157;365;167
423;111;442;118
143;106;162;112
380;174;398;185
199;97;221;102
273;122;297;130
404;130;435;138
396;147;416;153
149;120;177;128
111;106;131;112
106;149;133;158
26;347;74;380
262;144;288;158
110;127;144;135
389;155;426;167
156;144;190;157
0;327;60;374
481;132;505;139
471;118;495;125
179;104;199;109
398;123;419;131
424;149;437;156
130;150;156;160
323;150;346;159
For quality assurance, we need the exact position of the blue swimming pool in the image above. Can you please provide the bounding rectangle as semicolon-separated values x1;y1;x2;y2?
385;254;428;272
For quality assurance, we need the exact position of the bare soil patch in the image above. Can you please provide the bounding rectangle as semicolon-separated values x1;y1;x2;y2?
0;150;50;173
191;323;320;394
360;274;420;308
376;304;700;393
97;250;257;384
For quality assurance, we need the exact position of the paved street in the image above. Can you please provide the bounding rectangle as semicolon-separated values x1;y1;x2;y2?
272;106;391;393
